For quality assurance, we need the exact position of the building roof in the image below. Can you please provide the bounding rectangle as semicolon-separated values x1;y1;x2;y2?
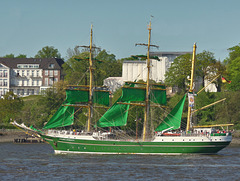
0;58;64;70
150;51;191;56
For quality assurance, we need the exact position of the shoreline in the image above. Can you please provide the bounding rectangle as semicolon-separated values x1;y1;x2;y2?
1;130;240;145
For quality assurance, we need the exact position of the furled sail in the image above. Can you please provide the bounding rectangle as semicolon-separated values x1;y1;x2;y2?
43;103;74;129
155;94;186;132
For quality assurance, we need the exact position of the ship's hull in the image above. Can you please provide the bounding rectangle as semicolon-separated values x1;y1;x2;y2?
41;134;232;155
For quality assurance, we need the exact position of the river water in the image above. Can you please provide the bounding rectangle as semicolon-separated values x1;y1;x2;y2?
0;143;239;181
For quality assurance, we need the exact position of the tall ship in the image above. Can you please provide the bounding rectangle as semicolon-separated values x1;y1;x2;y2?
12;23;233;154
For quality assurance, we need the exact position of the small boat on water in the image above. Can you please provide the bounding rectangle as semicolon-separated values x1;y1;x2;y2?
12;22;233;154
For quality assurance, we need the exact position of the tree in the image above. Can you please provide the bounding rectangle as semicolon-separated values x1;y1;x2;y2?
0;91;24;125
16;54;27;58
165;51;224;92
2;54;27;58
62;51;90;85
3;54;15;58
94;49;122;85
196;50;217;87
165;53;192;90
63;49;121;86
224;44;240;91
35;46;61;59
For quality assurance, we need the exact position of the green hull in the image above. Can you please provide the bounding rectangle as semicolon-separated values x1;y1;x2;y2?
41;135;231;154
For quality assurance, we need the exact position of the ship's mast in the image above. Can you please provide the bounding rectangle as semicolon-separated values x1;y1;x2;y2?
87;24;94;132
142;21;152;141
135;21;158;141
186;43;197;132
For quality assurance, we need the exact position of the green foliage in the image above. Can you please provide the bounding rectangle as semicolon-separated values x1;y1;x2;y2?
3;54;15;58
165;53;192;90
62;51;90;85
35;46;61;59
63;49;122;86
13;81;68;128
0;92;24;125
16;54;27;58
215;91;240;129
196;50;217;87
2;54;27;58
165;50;225;92
224;44;240;91
195;91;216;125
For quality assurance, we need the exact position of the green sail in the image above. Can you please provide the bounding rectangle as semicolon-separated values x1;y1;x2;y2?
93;90;109;106
150;88;167;105
96;83;136;128
65;89;89;104
96;97;130;127
121;87;167;105
155;94;186;132
43;103;74;129
65;89;109;106
121;87;145;102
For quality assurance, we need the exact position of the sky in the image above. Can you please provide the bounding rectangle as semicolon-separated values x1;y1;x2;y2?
1;0;240;61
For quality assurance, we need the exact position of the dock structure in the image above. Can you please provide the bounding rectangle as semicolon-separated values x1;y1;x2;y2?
13;137;43;143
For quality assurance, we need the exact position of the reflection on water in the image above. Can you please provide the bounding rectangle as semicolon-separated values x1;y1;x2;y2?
0;143;240;180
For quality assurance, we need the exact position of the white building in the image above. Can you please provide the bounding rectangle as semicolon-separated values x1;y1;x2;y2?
104;52;191;92
0;58;64;97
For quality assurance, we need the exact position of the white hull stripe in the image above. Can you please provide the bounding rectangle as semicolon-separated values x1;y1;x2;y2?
54;150;216;155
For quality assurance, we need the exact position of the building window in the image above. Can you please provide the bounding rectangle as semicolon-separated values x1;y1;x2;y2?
37;80;39;86
54;70;58;76
3;70;7;77
49;78;53;86
45;70;48;76
32;80;34;86
0;79;2;86
22;70;25;76
3;88;7;95
49;70;53;76
27;70;29;76
31;70;34;77
54;78;58;82
49;64;55;68
17;64;39;69
27;89;34;95
37;71;39;77
45;78;48;86
0;70;2;77
3;79;7;86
